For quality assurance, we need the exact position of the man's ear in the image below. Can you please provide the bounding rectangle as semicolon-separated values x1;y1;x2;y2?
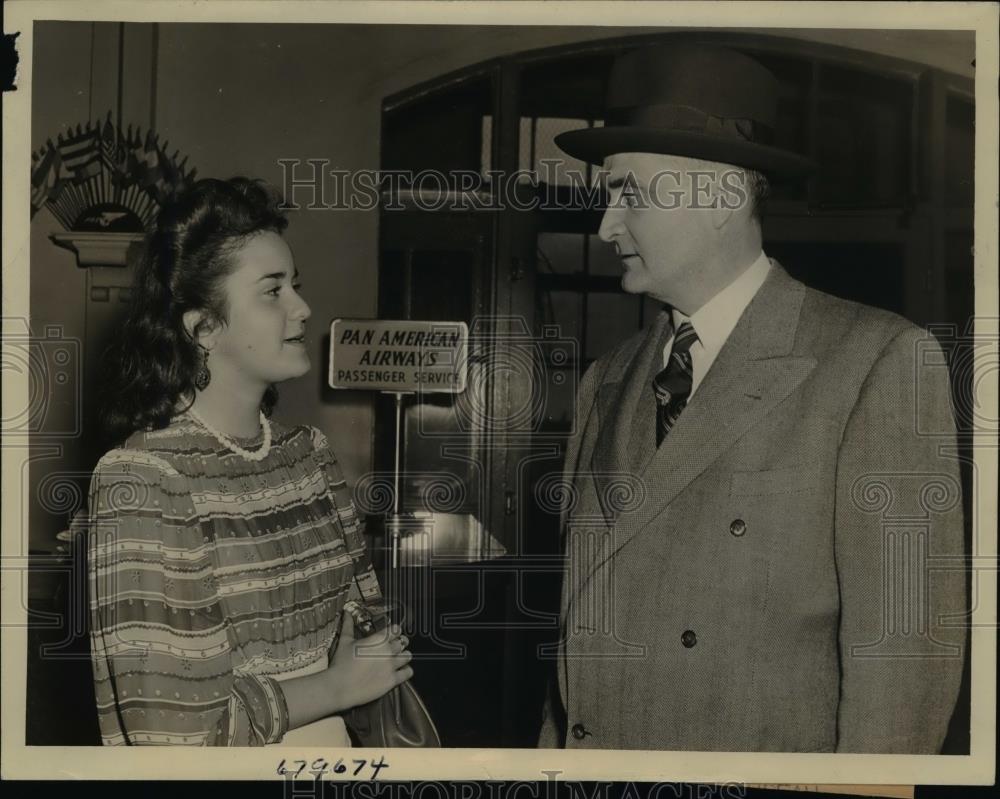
713;208;735;231
709;197;733;230
182;309;218;349
712;167;756;230
709;180;735;231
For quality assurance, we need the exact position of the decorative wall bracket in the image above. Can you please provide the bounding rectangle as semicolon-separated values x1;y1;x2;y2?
50;231;144;268
32;112;196;269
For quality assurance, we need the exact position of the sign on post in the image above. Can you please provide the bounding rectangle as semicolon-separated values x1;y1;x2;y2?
328;319;468;393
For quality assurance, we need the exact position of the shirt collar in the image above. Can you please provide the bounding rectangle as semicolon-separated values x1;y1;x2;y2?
672;250;772;356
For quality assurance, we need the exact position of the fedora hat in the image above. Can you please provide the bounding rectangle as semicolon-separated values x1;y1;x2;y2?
555;43;816;179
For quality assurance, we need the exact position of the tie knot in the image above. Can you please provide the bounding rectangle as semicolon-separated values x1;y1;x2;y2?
652;319;697;445
672;320;698;354
652;320;697;408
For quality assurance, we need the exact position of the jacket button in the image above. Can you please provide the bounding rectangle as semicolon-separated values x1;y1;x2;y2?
681;630;697;648
571;722;589;740
729;518;747;537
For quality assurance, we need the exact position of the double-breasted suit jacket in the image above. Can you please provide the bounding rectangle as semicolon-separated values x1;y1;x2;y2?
539;262;965;753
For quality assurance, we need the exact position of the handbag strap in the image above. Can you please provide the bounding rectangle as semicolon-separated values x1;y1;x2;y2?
350;570;391;633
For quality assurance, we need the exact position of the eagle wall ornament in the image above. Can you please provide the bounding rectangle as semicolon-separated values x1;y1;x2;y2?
30;111;197;234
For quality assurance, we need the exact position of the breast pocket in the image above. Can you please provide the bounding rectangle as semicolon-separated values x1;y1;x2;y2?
729;463;823;498
724;463;834;576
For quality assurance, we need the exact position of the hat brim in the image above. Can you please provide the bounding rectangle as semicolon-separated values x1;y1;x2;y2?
555;127;817;180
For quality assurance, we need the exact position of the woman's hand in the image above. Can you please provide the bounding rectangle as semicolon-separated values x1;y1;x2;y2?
323;612;414;712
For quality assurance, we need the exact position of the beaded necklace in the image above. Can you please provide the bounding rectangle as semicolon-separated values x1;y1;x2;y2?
186;408;272;462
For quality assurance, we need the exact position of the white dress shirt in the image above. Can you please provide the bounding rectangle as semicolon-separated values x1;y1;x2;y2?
662;251;772;398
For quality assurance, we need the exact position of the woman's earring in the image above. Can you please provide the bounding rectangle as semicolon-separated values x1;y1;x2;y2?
194;348;211;391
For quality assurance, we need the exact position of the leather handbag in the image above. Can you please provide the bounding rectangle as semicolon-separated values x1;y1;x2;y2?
342;599;441;748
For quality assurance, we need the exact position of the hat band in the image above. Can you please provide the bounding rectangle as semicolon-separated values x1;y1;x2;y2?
605;103;775;146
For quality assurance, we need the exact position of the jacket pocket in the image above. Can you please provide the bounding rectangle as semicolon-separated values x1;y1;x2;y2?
729;464;822;497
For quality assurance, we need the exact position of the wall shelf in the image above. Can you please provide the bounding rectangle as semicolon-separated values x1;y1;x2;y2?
49;232;144;268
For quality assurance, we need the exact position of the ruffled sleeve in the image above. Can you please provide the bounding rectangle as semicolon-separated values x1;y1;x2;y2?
87;450;290;746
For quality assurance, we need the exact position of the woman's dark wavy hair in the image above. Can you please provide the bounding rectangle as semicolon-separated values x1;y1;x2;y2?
100;177;289;445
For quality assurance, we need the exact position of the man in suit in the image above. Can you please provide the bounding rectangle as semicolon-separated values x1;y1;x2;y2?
537;43;965;753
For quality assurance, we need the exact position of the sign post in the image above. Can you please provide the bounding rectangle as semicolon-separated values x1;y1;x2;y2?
329;319;469;574
389;389;406;569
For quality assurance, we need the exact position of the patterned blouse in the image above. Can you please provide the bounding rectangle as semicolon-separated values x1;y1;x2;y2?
87;415;382;746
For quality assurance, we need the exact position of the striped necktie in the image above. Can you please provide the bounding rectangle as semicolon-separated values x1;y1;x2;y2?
653;320;699;446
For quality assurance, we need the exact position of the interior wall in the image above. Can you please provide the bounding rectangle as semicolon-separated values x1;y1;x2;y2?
29;22;106;558
29;21;974;551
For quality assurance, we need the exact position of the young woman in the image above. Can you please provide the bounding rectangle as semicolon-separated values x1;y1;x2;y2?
87;177;412;746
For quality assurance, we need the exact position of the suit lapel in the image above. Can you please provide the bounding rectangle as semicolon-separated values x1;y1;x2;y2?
580;263;817;586
591;309;672;523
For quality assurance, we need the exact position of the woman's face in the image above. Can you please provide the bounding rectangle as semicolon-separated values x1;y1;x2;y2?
204;230;312;390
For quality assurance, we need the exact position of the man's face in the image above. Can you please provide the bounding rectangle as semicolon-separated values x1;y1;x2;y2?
597;152;725;307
